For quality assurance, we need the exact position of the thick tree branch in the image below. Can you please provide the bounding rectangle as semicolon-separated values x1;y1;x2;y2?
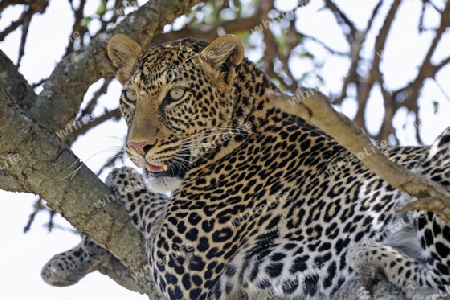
0;49;37;110
0;85;161;297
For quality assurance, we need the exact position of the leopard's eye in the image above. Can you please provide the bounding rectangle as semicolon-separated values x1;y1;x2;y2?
169;88;185;100
122;89;137;104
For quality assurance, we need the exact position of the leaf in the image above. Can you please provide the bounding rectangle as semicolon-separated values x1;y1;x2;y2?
232;0;241;18
235;31;251;49
300;52;314;59
129;1;139;7
298;72;308;83
81;17;91;28
275;34;288;55
96;3;107;15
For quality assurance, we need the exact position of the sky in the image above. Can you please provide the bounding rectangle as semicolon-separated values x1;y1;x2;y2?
0;0;449;299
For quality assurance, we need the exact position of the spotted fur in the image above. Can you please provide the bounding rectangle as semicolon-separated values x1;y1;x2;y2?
42;34;450;299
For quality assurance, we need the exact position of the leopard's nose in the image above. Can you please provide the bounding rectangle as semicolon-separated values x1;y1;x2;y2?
128;142;153;156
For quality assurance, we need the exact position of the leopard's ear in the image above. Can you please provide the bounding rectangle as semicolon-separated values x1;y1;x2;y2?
199;35;244;91
107;34;142;84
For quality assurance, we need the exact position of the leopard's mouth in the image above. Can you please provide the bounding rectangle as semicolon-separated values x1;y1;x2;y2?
144;162;186;178
145;163;168;173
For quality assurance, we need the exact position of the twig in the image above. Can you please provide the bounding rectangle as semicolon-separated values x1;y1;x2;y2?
24;197;45;233
323;0;356;42
150;0;272;46
71;108;121;143
333;0;383;105
356;0;401;128
302;33;347;57
96;148;125;176
78;77;114;119
392;0;450;111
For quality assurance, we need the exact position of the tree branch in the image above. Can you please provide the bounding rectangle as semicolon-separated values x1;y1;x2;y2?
393;0;450;111
269;88;450;222
0;49;37;110
26;0;202;133
356;0;401;129
0;84;161;296
150;0;273;45
333;0;383;106
323;0;356;43
71;108;121;144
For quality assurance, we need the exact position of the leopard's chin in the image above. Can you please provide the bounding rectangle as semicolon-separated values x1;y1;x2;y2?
142;163;186;193
143;173;183;193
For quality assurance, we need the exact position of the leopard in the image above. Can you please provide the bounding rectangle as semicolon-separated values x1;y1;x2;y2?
41;34;450;299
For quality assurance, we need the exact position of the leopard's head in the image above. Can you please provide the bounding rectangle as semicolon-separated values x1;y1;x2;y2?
107;34;253;192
